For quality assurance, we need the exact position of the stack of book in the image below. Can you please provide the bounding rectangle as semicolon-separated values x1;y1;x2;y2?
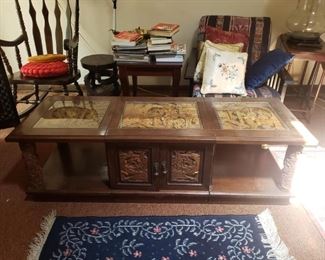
111;31;150;63
147;23;185;63
154;43;186;63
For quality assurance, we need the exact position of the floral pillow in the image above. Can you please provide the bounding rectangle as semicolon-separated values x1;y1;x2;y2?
194;40;244;82
201;46;248;95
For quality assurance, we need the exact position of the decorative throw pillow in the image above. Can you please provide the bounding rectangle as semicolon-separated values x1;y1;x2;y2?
28;54;67;63
194;40;244;82
245;49;294;89
21;61;69;78
205;26;249;51
201;46;248;95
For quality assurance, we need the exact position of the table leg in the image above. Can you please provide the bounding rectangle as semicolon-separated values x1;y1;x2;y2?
306;64;325;121
132;75;138;96
172;67;181;97
281;145;303;191
118;66;130;96
19;142;44;191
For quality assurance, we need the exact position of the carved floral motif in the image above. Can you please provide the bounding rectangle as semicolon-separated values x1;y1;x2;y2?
119;149;149;183
120;102;201;129
213;102;285;130
171;150;201;183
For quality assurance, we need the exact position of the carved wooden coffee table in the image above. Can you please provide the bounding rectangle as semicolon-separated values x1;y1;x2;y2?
6;96;317;202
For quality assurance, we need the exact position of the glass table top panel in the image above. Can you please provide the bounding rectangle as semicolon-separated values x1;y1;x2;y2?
119;102;202;129
212;101;286;130
33;100;110;129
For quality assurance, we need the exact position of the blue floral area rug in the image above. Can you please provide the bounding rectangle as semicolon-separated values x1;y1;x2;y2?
28;210;294;260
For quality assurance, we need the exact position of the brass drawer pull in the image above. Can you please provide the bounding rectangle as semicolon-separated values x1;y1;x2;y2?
161;161;168;175
153;162;159;176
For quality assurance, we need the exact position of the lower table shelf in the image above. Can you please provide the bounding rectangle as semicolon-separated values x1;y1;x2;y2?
28;142;290;203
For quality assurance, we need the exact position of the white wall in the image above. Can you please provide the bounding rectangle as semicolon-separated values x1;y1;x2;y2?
0;0;298;85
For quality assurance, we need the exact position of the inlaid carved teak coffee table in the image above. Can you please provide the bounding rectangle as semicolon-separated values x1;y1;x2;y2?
5;96;317;202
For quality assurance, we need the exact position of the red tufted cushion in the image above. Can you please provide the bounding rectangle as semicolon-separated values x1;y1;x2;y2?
21;61;69;78
205;26;249;52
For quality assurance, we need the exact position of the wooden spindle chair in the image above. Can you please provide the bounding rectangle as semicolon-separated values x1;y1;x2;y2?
0;0;83;117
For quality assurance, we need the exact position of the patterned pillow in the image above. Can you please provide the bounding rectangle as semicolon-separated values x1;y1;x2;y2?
205;26;249;51
194;40;244;82
201;46;248;95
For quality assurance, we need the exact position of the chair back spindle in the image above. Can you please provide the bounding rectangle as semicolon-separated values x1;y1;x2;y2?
14;0;31;57
29;0;43;55
65;0;72;41
42;0;53;54
54;0;63;54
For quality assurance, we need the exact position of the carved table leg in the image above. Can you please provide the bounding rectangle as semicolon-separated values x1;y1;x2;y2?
19;142;44;191
281;145;303;191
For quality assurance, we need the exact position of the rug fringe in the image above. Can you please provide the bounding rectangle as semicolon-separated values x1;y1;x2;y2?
258;209;295;260
27;210;56;260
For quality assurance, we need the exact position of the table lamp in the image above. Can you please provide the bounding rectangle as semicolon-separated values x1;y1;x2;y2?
286;0;325;47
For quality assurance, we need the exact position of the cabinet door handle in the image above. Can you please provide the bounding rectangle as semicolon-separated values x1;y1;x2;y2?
153;162;159;176
161;161;168;175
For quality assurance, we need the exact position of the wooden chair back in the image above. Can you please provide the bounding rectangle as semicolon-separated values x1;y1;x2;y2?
0;0;79;76
197;15;271;68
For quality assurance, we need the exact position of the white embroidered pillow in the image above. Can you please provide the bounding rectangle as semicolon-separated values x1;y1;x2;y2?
194;40;243;82
201;46;248;95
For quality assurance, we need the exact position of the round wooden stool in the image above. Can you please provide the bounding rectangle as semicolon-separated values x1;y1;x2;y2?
81;54;120;96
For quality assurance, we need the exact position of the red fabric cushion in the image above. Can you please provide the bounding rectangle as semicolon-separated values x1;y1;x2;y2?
205;26;249;51
21;61;69;78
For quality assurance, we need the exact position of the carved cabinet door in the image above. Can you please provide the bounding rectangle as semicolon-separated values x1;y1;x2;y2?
106;143;159;190
159;144;214;190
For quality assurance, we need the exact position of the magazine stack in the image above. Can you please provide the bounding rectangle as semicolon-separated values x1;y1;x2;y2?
111;31;150;63
147;23;186;63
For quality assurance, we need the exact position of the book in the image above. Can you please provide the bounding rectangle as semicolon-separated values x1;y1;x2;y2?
112;41;147;51
113;31;142;42
111;36;143;47
148;43;186;56
155;54;184;63
114;49;148;55
151;23;179;32
149;27;179;37
147;42;171;52
149;37;172;45
113;53;150;63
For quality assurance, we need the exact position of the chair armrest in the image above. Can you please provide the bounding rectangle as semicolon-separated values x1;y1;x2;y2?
270;67;294;102
0;34;25;47
184;48;198;80
277;67;295;85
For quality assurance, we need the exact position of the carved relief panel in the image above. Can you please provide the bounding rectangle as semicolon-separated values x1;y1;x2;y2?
160;144;213;190
170;150;201;183
119;149;150;183
107;144;158;190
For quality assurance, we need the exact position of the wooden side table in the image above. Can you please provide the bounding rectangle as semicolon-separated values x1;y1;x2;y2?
117;62;182;96
277;33;325;121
